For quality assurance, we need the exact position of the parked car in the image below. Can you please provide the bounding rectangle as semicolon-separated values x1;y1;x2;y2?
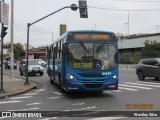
136;58;160;80
19;59;43;76
36;59;47;67
5;61;17;69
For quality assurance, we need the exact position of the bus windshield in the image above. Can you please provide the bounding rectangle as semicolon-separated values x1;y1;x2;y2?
68;43;117;70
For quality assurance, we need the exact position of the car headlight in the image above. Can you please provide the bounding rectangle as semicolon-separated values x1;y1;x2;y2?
67;74;77;82
40;66;43;70
28;67;32;71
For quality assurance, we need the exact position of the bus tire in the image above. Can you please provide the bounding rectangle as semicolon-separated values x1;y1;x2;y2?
50;75;55;84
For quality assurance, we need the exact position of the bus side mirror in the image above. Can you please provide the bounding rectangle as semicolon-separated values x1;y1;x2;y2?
63;43;68;55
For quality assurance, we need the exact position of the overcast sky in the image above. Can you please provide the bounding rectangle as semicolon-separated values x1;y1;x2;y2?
3;0;160;47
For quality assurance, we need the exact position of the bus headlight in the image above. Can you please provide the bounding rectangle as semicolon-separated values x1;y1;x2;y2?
67;74;77;82
109;74;118;81
113;75;117;79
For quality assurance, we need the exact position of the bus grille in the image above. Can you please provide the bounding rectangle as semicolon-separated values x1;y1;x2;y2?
81;79;105;82
84;84;102;88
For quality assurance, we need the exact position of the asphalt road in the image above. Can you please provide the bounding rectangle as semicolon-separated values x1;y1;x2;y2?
0;67;160;120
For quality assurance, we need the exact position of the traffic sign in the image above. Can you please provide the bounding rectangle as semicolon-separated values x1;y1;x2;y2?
0;1;9;26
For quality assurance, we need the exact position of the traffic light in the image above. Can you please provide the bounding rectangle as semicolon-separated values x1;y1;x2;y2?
79;0;88;18
1;26;8;38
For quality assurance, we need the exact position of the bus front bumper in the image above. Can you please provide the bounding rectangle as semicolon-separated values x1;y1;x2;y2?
66;79;118;91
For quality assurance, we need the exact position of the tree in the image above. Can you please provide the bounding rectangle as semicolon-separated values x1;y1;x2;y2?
142;40;160;58
13;43;25;59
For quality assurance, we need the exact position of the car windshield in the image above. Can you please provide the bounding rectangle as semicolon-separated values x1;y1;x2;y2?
68;43;118;70
28;60;39;65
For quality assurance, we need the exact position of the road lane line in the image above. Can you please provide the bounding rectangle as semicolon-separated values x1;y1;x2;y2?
38;117;58;120
10;96;32;100
72;103;85;106
125;82;160;88
136;81;160;85
0;100;22;104
119;84;152;89
24;93;38;96
7;107;39;111
36;89;46;92
50;91;62;95
112;90;122;92
118;87;138;91
47;96;62;100
27;102;42;106
65;106;96;111
0;117;8;119
87;117;127;120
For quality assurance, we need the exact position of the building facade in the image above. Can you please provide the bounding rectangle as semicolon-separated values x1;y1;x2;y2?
118;33;160;64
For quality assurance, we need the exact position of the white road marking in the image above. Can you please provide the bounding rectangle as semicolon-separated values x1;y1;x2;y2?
119;84;152;89
24;93;38;96
27;102;42;106
0;100;22;104
125;82;160;88
7;107;39;111
112;90;122;92
65;106;96;111
87;117;127;120
10;96;32;100
103;91;112;93
72;103;85;106
36;89;46;92
47;96;62;100
38;117;58;120
136;81;160;85
0;117;8;119
118;87;138;91
50;91;62;95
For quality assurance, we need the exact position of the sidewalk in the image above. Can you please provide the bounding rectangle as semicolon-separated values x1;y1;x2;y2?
0;75;37;99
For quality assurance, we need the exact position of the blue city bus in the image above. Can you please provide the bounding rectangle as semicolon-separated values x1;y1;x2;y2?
47;30;118;92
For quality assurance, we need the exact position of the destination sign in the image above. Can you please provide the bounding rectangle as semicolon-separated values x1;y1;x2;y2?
69;32;113;41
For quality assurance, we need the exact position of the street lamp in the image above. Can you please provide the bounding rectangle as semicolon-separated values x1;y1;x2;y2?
25;4;79;85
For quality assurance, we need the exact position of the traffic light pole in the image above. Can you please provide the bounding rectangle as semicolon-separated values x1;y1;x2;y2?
0;0;5;93
0;25;4;93
25;6;76;85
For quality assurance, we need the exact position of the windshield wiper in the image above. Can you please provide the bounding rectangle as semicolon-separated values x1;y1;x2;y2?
95;44;104;53
79;41;90;53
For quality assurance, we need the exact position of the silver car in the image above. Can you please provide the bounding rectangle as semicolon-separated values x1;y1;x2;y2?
19;59;43;76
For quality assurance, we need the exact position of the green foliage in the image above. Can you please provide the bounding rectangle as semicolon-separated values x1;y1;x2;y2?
142;40;160;58
13;43;25;59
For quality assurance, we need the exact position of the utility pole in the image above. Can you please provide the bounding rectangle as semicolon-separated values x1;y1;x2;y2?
128;13;129;36
10;0;14;79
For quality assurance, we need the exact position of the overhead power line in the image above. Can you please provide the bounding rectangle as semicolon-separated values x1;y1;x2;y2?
88;6;160;11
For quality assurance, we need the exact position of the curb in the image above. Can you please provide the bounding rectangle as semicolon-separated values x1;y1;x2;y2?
0;74;43;99
0;84;37;99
